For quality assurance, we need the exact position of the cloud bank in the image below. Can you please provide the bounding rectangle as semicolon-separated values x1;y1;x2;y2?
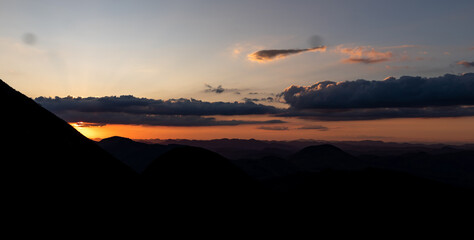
35;95;283;126
248;46;326;62
278;73;474;121
280;106;474;121
36;95;280;116
280;73;474;109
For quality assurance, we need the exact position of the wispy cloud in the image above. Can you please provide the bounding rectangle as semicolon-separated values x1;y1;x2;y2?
258;126;289;131
336;46;393;64
205;84;241;94
457;60;474;68
243;97;274;103
71;122;106;128
248;46;326;63
61;112;286;127
297;125;328;131
380;45;417;50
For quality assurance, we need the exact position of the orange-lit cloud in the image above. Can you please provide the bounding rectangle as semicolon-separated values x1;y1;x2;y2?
71;121;106;127
336;46;393;64
457;60;474;68
248;46;326;63
70;117;474;144
380;44;417;49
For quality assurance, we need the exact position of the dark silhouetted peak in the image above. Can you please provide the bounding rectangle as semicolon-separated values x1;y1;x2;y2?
0;79;137;195
291;144;365;172
98;136;174;173
100;136;136;144
296;144;346;156
142;146;258;195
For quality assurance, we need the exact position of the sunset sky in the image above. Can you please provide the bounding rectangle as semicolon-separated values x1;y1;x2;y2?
1;0;474;143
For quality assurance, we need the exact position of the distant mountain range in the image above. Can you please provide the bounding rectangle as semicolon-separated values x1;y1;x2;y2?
139;138;474;159
102;136;474;190
2;78;473;216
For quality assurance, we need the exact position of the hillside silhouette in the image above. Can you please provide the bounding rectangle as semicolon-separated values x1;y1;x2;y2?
142;146;260;198
98;136;178;172
0;80;137;197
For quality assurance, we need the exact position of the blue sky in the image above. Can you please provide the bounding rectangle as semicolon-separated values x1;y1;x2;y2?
1;0;473;99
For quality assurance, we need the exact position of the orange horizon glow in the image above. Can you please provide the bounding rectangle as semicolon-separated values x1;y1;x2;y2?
70;116;474;144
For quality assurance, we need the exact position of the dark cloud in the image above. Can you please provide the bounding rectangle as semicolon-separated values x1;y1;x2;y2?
35;95;280;116
35;95;284;126
205;84;225;93
72;122;106;127
243;97;274;103
205;84;241;94
457;61;474;68
248;46;326;62
280;106;474;121
345;58;390;64
279;73;474;109
258;126;289;131
56;111;286;127
297;125;328;131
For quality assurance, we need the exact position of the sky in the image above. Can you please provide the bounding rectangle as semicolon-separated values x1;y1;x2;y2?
1;0;474;142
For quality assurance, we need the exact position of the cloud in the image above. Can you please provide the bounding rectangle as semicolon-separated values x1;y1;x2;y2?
297;125;328;131
336;46;393;64
380;45;417;49
457;61;474;68
35;95;285;126
248;46;326;62
280;106;474;121
35;95;280;116
279;73;474;109
204;84;241;94
71;122;106;128
205;84;225;93
258;126;289;131
57;111;286;127
243;97;274;103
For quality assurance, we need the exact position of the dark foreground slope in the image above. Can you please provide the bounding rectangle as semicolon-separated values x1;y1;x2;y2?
0;79;137;199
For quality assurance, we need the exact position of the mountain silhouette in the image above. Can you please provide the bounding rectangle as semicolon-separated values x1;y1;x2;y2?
142;145;260;197
290;144;365;171
0;79;137;200
98;136;177;172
